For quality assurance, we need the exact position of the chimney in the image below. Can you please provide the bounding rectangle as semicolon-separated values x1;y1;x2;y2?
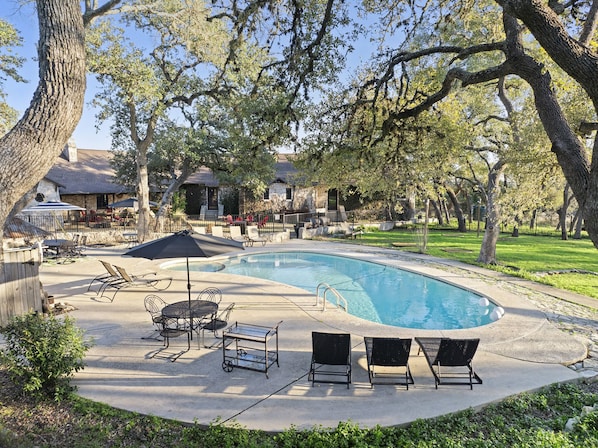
61;139;78;162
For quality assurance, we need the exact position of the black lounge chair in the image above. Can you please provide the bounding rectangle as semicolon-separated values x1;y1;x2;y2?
308;331;351;388
415;337;482;389
364;337;414;389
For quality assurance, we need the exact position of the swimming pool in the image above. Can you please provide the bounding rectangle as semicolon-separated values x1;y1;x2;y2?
165;251;502;330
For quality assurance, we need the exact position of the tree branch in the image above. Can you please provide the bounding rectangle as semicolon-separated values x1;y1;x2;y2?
579;0;598;45
498;0;598;102
82;0;123;26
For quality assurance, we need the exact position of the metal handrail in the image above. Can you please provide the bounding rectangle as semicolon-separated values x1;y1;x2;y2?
324;287;348;312
315;282;330;306
315;282;348;312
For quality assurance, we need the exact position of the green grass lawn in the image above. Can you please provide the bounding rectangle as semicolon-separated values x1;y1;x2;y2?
342;226;598;300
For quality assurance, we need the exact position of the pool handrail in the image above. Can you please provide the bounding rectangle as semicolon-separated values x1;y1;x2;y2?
316;282;348;312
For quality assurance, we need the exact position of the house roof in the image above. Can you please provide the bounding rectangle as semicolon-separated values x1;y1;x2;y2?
274;153;299;184
4;217;51;239
185;166;220;187
46;146;300;194
46;149;129;195
184;153;300;187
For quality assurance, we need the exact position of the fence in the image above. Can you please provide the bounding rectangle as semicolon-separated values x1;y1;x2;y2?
13;211;336;244
0;247;43;326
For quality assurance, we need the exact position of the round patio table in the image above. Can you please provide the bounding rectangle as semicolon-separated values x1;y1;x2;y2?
161;299;218;340
43;239;75;258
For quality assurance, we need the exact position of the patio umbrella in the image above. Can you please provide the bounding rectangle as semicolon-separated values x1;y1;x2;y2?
124;229;244;305
21;200;85;212
108;198;158;209
21;200;85;239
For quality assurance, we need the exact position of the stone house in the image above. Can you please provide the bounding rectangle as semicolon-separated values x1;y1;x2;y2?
45;140;130;212
32;143;334;219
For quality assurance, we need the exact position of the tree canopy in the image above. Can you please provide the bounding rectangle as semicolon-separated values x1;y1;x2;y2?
296;0;598;262
0;18;25;136
85;0;350;240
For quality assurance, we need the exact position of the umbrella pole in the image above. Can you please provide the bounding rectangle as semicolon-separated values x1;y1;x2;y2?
187;257;191;306
186;257;194;340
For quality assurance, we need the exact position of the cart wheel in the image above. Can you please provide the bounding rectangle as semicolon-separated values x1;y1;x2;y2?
222;360;234;372
237;349;247;357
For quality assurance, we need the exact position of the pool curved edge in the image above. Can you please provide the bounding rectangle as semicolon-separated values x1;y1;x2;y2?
158;243;587;365
163;249;503;330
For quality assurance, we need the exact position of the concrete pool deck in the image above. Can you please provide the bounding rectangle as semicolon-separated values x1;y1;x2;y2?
38;239;597;431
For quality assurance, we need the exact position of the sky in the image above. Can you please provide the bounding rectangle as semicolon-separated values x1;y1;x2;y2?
3;2;112;150
2;1;379;152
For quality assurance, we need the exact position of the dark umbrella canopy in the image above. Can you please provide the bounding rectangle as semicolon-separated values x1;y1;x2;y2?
108;198;158;209
125;230;244;259
124;230;244;303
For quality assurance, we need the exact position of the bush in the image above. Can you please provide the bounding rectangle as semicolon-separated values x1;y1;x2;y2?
0;312;92;400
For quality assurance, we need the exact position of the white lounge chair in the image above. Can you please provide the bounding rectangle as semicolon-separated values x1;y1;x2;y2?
229;225;247;244
246;225;267;247
211;226;224;238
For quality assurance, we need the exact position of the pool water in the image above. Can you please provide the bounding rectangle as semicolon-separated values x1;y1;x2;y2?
165;251;501;330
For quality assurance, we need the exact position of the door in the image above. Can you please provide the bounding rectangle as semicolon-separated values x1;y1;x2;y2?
208;187;219;210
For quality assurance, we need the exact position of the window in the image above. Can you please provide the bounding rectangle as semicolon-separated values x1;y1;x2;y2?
96;194;109;209
286;187;292;200
263;188;270;200
327;189;338;211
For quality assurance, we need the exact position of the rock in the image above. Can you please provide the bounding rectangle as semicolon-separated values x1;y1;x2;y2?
582;358;598;369
565;417;578;432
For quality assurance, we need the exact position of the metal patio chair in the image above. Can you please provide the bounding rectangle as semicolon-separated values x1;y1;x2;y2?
364;336;414;389
415;337;482;389
308;331;352;388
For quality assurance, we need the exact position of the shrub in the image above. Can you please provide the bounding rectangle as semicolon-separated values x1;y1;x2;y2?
0;312;92;400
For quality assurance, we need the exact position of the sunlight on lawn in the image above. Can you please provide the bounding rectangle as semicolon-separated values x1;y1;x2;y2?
344;227;598;300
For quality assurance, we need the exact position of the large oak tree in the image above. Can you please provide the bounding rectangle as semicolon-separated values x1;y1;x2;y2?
358;0;598;251
0;0;88;294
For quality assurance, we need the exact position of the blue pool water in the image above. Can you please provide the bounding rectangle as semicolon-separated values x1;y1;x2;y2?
165;252;501;330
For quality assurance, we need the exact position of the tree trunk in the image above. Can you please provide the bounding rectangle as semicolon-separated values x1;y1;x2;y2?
573;209;584;239
136;142;152;243
153;164;193;231
559;184;572;240
401;194;416;220
126;101;160;244
430;199;443;225
0;0;85;287
446;186;467;232
465;191;473;224
529;209;537;230
477;162;505;264
420;198;429;253
442;198;450;224
498;8;598;246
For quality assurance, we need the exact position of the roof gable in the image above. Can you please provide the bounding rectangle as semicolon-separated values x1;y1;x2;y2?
46;149;128;195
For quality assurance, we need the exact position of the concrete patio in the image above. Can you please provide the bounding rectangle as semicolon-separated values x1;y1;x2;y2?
38;239;595;432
